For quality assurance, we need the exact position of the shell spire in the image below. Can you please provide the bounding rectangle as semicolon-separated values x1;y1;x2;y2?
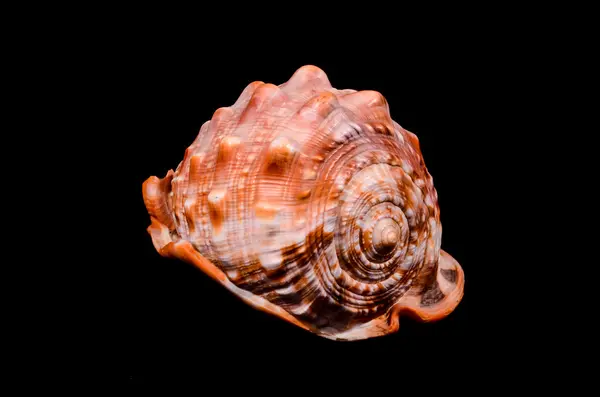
142;65;464;341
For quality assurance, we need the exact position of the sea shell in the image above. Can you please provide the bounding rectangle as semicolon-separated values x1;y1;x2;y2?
142;65;464;341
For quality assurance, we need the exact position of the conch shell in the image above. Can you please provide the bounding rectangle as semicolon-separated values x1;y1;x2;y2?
142;65;464;341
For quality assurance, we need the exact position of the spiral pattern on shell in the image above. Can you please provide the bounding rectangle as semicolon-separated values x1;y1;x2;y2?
297;101;442;326
142;65;464;341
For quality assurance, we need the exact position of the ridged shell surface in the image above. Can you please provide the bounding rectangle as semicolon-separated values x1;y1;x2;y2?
143;65;464;341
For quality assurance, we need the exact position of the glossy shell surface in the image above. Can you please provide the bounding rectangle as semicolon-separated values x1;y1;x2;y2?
142;65;464;341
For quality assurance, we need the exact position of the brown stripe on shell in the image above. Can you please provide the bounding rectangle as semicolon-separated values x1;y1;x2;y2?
441;269;457;283
420;281;446;306
295;295;354;330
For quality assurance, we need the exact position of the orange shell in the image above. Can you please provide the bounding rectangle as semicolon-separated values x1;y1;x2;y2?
142;65;464;341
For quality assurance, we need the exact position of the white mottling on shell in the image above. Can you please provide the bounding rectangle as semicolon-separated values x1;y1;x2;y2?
296;217;306;227
303;168;317;180
208;189;225;203
289;300;313;315
407;189;418;205
184;197;195;211
275;282;297;295
424;194;434;208
401;160;413;175
332;263;342;279
259;250;283;270
331;122;359;143
326;199;338;211
428;217;437;229
324;217;336;233
396;131;405;143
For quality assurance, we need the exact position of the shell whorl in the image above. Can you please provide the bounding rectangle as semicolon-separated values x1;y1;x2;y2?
143;65;464;341
297;96;442;326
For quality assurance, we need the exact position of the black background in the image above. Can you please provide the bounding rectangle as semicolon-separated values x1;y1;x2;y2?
5;1;586;388
79;26;542;387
